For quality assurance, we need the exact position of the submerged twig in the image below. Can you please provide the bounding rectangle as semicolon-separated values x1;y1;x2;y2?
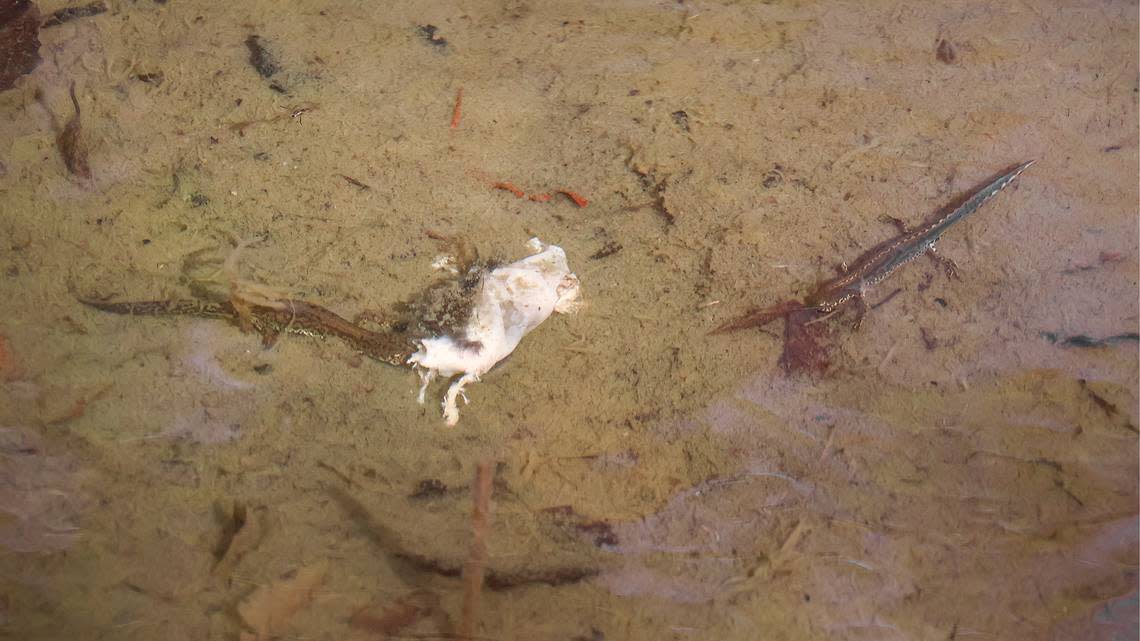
460;461;493;641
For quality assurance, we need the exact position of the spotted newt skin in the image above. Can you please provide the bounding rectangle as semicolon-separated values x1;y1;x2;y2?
715;160;1035;333
77;297;417;366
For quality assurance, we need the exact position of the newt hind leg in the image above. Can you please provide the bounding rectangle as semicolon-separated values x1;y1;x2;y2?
849;294;869;330
925;244;960;280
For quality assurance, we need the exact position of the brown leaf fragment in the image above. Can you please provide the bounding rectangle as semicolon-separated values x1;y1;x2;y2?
778;307;830;376
935;38;956;64
0;0;41;92
238;561;328;640
40;1;104;28
213;503;265;578
57;83;91;179
349;590;440;636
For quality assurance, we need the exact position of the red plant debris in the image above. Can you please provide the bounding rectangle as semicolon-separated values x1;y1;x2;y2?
557;189;589;208
492;181;525;198
490;181;589;208
450;87;463;129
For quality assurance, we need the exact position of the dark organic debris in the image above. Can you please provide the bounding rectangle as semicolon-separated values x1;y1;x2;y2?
589;241;622;260
132;71;164;85
572;627;607;641
394;550;598;591
245;34;279;78
626;165;675;225
540;504;620;547
324;485;597;595
935;38;956;64
41;1;105;28
1078;379;1119;419
338;174;371;191
485;566;598;590
761;164;786;189
417;24;447;48
1061;251;1125;274
408;478;448;500
1040;332;1140;348
919;326;938;350
576;521;618;547
0;0;41;92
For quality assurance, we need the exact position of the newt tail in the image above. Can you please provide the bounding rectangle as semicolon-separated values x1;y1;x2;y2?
78;297;417;366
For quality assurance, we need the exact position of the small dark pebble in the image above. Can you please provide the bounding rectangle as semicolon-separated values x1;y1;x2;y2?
761;165;784;189
919;326;938;350
933;297;948;307
253;363;272;374
671;110;690;132
267;81;288;94
408;478;448;500
571;627;606;641
42;1;106;28
141;238;151;245
417;24;447;48
1103;145;1122;153
253;151;269;161
189;192;209;207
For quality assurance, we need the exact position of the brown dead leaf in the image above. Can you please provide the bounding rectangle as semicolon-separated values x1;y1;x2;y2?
349;589;440;637
0;334;22;381
238;561;328;640
779;307;831;377
213;503;265;578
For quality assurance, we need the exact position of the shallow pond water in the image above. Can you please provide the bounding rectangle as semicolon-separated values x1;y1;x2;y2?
2;1;1137;639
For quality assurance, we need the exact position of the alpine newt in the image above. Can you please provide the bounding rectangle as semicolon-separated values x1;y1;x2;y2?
714;160;1035;372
